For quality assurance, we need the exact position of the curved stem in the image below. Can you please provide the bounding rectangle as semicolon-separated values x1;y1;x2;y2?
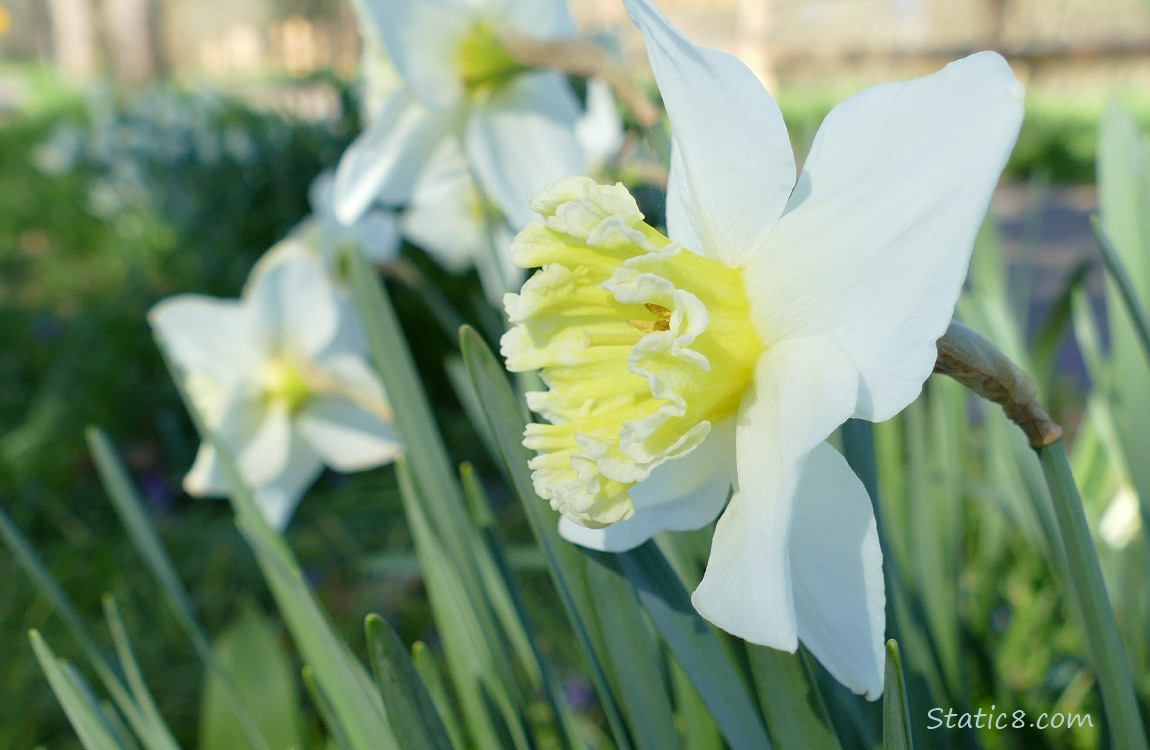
501;34;661;127
934;320;1147;746
933;320;1061;448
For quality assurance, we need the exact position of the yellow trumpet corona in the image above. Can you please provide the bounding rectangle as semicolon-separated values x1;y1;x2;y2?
502;177;763;526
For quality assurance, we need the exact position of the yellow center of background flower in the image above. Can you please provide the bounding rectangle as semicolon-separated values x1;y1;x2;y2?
261;356;312;413
457;22;526;92
502;178;763;526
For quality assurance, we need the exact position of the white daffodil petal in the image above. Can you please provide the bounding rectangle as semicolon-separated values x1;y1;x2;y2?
558;479;728;552
402;140;522;296
314;353;387;403
790;441;886;700
747;52;1024;422
665;141;703;253
363;0;470;107
467;70;584;229
403;147;490;270
149;296;263;385
252;434;325;531
556;480;726;549
298;397;403;472
353;211;403;264
560;420;735;552
247;248;338;359
308;170;337;216
631;417;735;511
498;0;576;39
316;298;370;361
183;444;227;497
333;91;454;224
234;401;293;488
576;78;624;171
692;337;858;650
404;199;486;270
622;0;794;265
307;170;401;265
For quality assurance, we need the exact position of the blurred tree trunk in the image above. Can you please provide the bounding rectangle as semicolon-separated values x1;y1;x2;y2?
46;0;98;83
102;0;163;85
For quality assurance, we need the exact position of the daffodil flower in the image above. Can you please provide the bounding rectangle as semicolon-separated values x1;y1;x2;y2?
151;248;402;529
401;80;622;300
501;0;1023;698
333;0;587;230
401;140;518;299
298;171;401;269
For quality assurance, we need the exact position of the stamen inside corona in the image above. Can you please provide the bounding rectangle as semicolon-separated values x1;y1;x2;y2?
501;177;764;527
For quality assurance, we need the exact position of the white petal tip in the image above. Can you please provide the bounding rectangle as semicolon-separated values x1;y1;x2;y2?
690;587;800;652
953;51;1025;101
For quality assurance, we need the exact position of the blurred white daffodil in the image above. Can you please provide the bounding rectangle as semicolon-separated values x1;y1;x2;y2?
401;79;623;300
1100;483;1142;550
502;0;1023;698
151;247;402;529
576;78;625;175
334;0;588;230
402;141;518;298
296;170;401;269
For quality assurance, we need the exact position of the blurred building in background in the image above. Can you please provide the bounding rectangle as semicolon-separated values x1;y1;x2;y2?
1;0;1149;97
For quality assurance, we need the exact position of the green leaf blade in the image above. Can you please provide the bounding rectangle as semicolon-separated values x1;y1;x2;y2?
882;640;914;750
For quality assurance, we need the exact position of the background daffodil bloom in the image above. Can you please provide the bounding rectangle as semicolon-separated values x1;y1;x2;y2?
502;0;1024;699
150;247;402;530
333;0;589;231
401;78;624;301
297;171;400;269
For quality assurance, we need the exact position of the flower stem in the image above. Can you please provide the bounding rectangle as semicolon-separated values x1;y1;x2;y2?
933;321;1061;448
501;33;661;126
1038;439;1148;750
935;321;1147;745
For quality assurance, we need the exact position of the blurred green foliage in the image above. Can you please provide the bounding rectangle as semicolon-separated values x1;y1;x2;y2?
0;86;351;748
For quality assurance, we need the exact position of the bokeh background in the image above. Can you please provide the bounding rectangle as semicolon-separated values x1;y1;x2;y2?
3;1;1150;747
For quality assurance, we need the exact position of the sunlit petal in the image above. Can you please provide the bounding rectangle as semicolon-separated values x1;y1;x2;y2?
746;52;1024;421
148;297;264;385
361;0;472;107
623;0;795;265
183;444;226;497
467;71;583;229
333;91;457;224
253;434;325;531
234;401;292;488
692;337;858;649
559;420;735;552
790;442;886;699
498;0;576;39
298;397;403;472
246;246;338;358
